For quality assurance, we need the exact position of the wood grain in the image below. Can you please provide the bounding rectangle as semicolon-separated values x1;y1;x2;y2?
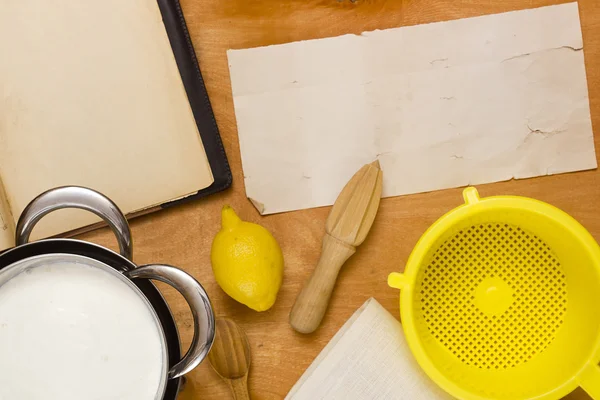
77;1;600;398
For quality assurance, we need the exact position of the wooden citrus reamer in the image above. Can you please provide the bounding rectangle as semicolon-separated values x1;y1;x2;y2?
289;160;383;334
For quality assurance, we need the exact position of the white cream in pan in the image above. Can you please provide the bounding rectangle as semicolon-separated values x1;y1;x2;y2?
0;261;165;400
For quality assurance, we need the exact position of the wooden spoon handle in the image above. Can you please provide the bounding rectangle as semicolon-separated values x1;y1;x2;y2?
228;376;250;400
290;234;356;334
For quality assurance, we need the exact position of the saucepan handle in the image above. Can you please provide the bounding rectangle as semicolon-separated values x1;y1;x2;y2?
15;186;133;260
126;264;216;379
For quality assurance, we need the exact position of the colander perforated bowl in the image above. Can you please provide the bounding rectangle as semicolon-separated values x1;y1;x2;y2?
388;187;600;400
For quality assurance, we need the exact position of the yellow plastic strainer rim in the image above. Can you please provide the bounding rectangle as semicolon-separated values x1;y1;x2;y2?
388;187;600;400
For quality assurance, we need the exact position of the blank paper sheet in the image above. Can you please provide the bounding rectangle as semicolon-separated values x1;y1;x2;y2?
228;2;596;214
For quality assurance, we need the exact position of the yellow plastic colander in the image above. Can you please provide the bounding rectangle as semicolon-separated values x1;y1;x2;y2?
388;187;600;400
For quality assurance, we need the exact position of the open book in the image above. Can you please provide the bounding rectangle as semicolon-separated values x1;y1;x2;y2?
0;0;230;251
287;298;453;400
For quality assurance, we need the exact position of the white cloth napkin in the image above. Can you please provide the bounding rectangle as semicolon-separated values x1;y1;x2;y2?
286;298;454;400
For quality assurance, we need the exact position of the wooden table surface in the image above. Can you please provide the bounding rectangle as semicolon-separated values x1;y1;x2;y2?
81;0;600;398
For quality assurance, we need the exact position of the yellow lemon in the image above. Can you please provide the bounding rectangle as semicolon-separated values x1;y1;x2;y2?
211;205;284;312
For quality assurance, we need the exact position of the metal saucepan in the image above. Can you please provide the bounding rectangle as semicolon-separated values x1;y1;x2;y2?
0;186;215;400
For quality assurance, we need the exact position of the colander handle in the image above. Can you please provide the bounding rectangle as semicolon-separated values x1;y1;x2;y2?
580;364;600;398
463;187;480;205
388;272;410;289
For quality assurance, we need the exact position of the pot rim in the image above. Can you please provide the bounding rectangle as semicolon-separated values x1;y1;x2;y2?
1;238;137;271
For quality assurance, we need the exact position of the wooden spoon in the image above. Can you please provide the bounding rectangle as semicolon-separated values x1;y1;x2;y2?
208;318;251;400
290;160;383;334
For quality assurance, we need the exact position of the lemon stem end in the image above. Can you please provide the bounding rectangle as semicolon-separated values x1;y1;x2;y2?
221;205;242;230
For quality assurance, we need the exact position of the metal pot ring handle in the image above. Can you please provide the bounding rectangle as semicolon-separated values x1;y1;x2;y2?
127;264;216;379
15;186;133;260
15;186;215;378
